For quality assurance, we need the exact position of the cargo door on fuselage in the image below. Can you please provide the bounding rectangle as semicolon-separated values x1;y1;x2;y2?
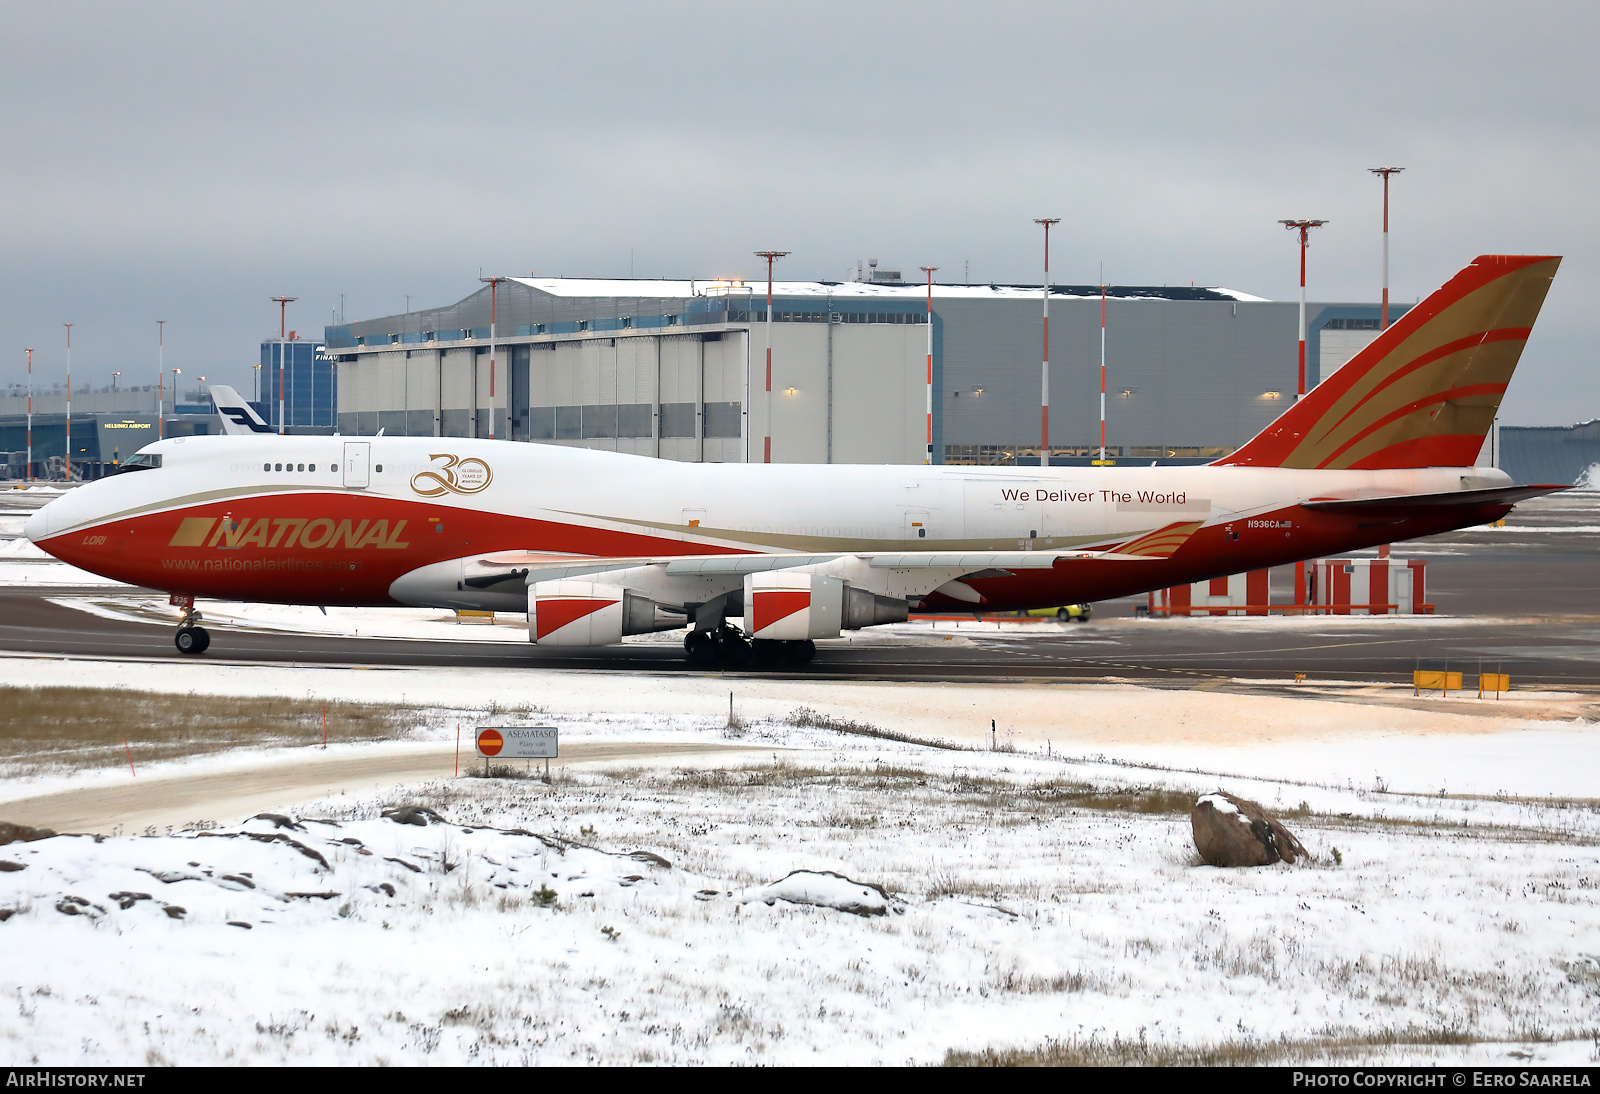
1034;480;1098;545
962;479;1044;549
343;442;371;488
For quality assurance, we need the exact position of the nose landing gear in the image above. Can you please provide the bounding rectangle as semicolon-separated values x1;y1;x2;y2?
174;605;211;655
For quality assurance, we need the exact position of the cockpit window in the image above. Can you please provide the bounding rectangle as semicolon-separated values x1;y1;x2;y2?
118;453;162;473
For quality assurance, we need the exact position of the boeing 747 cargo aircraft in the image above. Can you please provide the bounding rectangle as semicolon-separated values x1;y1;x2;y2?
25;255;1563;664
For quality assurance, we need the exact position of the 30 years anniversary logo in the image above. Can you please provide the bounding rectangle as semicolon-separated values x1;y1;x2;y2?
411;453;493;497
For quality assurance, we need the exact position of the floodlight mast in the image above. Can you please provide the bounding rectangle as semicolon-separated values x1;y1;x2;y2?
480;277;508;440
63;324;72;482
157;321;165;440
1034;218;1060;458
754;251;789;463
271;297;296;435
1278;220;1327;401
1099;281;1108;463
1369;167;1404;329
1279;218;1326;612
921;266;938;465
25;348;33;481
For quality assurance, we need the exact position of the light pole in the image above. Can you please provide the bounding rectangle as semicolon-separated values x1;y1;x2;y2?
272;297;296;434
480;277;507;440
1369;167;1404;329
1033;218;1060;461
754;250;789;463
1279;218;1327;610
64;323;72;482
157;320;166;440
1279;220;1327;400
921;266;937;465
25;348;32;481
111;370;120;393
1097;280;1109;464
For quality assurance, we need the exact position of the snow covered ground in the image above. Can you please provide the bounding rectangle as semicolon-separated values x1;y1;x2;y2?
4;733;1599;1066
2;658;1600;1065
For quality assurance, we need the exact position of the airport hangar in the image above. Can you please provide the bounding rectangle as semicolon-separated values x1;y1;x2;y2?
327;267;1409;469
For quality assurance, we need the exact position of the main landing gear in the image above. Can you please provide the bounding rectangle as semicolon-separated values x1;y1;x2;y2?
174;605;211;655
684;627;815;668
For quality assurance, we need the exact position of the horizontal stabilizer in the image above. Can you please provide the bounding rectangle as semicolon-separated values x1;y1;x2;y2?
1301;484;1566;514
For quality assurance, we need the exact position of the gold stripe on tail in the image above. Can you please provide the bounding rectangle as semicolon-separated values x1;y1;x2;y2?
1113;520;1204;558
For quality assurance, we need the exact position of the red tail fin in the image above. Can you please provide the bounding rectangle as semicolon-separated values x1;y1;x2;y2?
1219;255;1560;469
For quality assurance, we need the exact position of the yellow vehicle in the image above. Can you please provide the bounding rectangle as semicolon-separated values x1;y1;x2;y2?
1024;603;1093;623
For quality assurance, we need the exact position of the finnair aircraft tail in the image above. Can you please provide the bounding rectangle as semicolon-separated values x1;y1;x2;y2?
208;386;274;435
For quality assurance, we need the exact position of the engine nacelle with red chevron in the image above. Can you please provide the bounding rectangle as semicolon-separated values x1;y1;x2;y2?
742;571;908;641
528;580;685;646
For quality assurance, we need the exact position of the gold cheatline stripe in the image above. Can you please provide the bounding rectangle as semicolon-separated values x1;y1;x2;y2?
48;484;357;538
549;508;1128;553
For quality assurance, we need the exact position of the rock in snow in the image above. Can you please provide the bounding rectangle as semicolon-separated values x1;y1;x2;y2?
0;821;57;846
740;870;897;916
1191;791;1307;867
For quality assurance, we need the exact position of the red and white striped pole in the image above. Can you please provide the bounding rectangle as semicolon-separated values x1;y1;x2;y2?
1280;219;1327;610
25;348;33;481
1098;281;1107;463
480;277;507;440
156;321;165;440
1034;219;1060;461
1369;167;1404;330
921;266;937;465
1279;220;1327;401
754;251;789;463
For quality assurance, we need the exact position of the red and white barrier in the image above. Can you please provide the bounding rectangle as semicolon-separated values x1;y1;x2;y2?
1147;557;1429;617
1149;570;1271;617
1314;557;1427;615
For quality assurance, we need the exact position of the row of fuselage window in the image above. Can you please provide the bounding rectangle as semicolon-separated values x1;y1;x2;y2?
262;462;386;473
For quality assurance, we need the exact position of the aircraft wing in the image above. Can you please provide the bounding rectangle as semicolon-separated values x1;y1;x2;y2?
461;518;1206;591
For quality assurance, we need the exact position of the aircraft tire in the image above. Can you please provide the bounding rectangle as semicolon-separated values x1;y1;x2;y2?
174;627;209;656
684;631;718;666
788;640;816;664
714;629;753;667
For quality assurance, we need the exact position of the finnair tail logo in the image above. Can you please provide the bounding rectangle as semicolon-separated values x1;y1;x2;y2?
220;406;275;434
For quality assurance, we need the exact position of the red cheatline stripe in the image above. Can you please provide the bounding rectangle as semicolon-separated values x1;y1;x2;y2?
536;596;619;638
1306;327;1529;449
1316;383;1508;469
754;589;811;632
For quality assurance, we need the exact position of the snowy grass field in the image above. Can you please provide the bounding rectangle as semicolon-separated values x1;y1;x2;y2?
4;687;1600;1065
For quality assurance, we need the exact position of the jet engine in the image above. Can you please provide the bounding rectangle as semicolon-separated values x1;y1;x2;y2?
528;580;685;646
741;571;907;640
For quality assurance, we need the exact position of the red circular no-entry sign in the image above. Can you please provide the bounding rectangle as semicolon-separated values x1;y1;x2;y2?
476;729;504;757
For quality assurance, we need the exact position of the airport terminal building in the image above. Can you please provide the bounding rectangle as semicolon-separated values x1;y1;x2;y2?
326;270;1407;467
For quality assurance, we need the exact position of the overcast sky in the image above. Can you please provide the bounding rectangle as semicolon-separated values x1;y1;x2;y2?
2;1;1595;424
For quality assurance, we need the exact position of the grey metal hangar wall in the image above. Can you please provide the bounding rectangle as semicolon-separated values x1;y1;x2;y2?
326;277;1394;466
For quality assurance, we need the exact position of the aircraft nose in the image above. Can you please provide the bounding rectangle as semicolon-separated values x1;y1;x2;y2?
24;505;50;543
